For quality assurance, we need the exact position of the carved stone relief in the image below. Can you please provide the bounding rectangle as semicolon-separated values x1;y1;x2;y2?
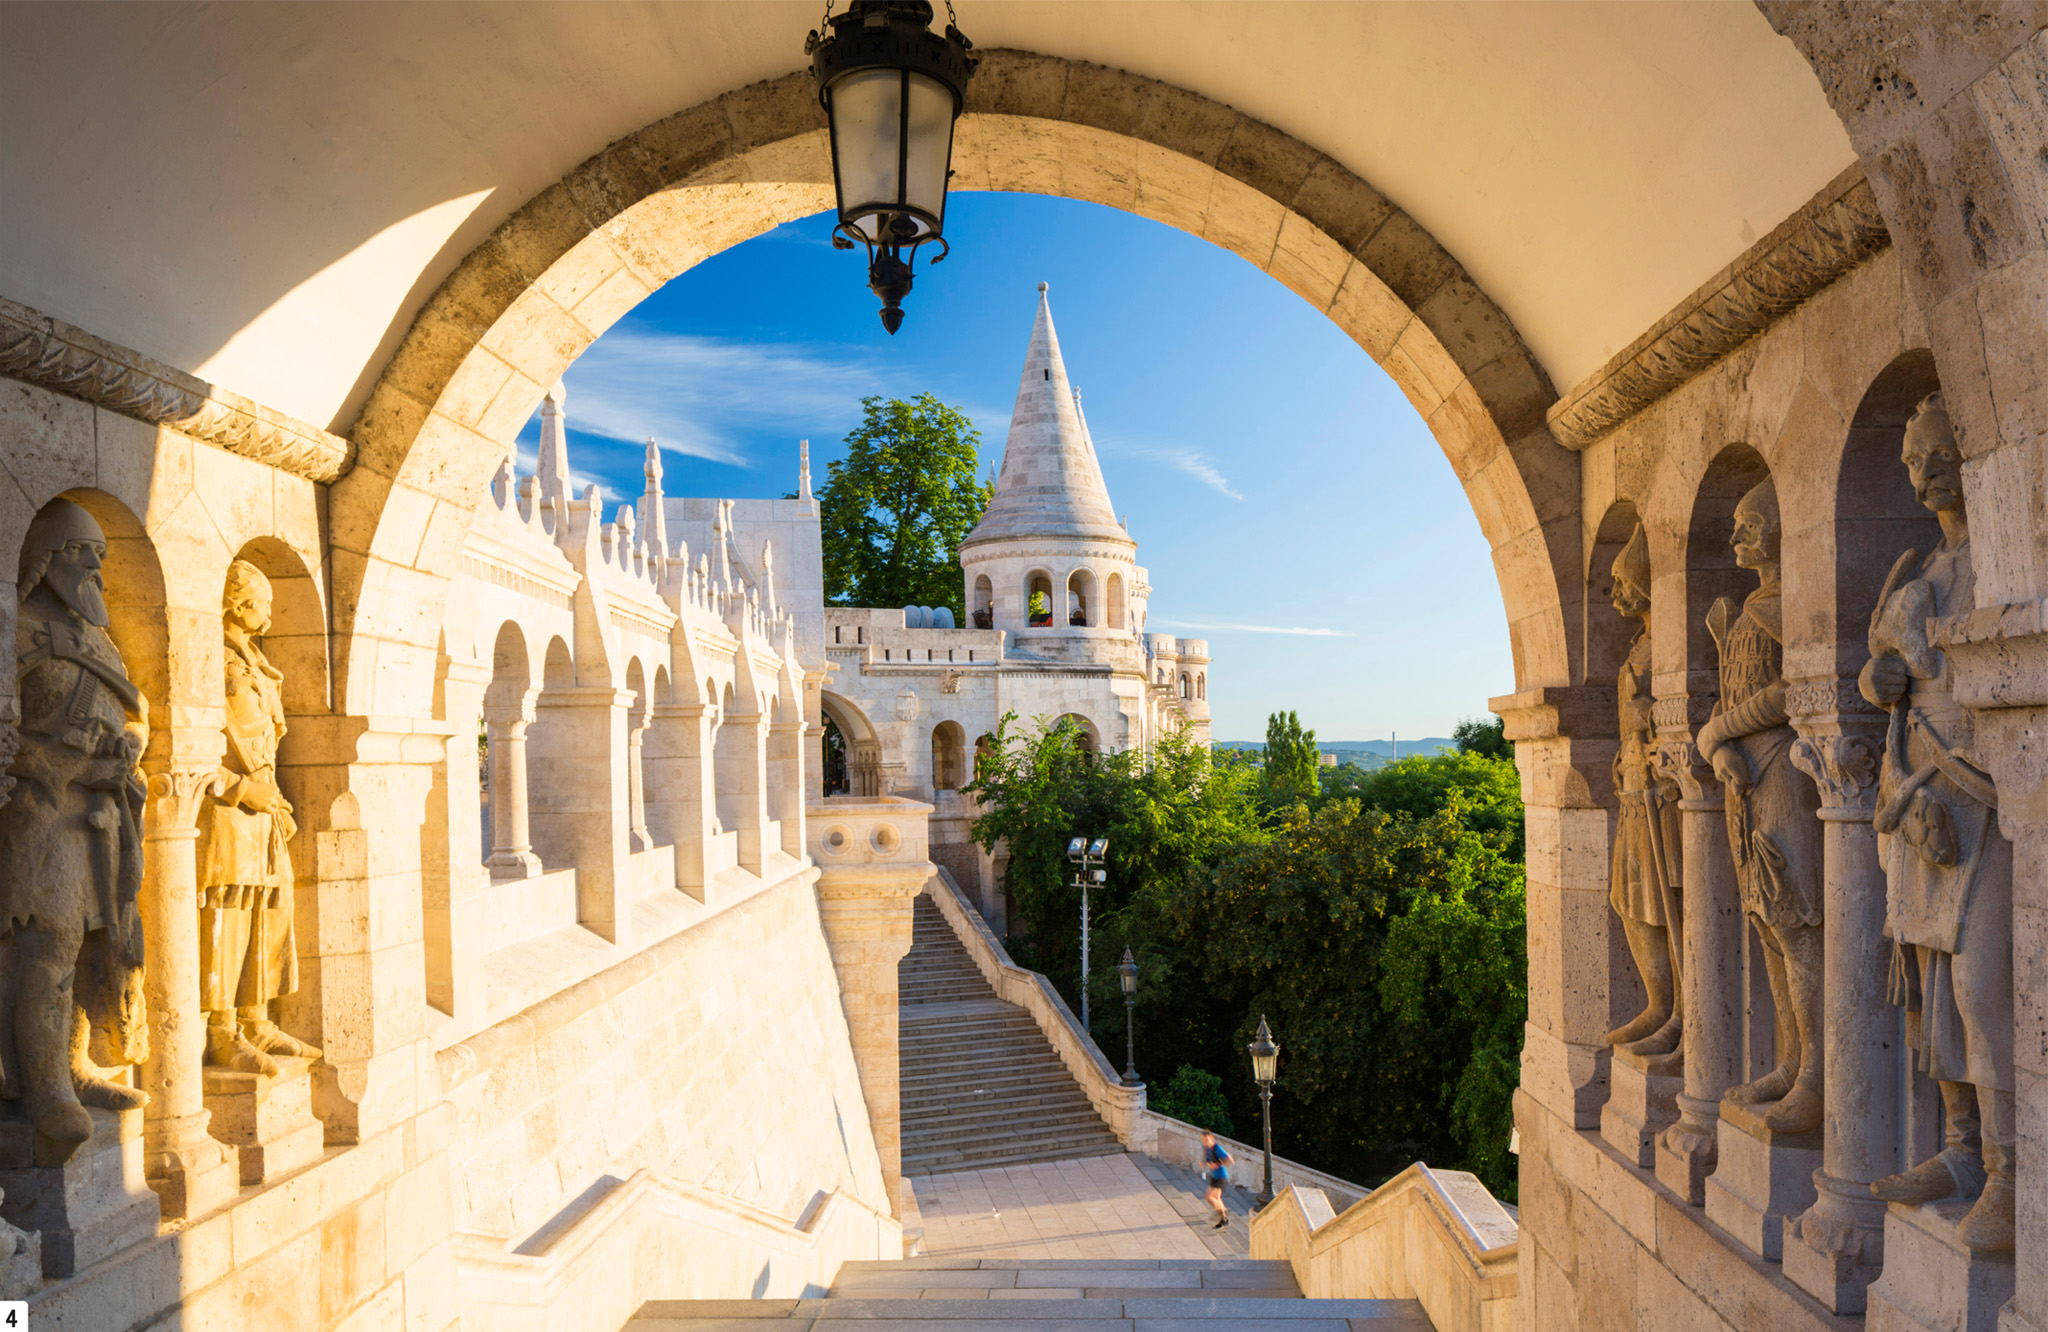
1696;478;1826;1136
200;561;320;1076
0;500;151;1164
1861;394;2014;1254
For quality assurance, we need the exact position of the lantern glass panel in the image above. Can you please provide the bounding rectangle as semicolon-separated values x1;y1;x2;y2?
900;71;955;229
831;68;905;232
1252;1050;1278;1084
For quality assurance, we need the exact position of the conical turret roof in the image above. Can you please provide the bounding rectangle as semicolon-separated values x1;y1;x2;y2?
960;285;1131;550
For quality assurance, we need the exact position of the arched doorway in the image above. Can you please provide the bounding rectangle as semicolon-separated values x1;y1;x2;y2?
819;690;882;799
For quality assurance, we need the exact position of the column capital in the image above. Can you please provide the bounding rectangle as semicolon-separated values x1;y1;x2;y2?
1656;737;1721;810
1788;732;1882;821
144;763;227;836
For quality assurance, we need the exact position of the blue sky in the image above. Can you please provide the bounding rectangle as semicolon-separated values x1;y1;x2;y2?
517;192;1511;742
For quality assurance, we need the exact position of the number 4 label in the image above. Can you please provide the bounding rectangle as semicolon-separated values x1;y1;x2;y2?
0;1301;22;1327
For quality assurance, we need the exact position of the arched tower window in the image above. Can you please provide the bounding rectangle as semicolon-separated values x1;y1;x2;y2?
1067;569;1095;627
1179;673;1191;699
1026;571;1054;626
1106;572;1125;629
972;574;994;628
1197;673;1205;700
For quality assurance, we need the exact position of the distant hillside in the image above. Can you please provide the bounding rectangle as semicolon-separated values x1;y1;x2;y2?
1215;737;1457;769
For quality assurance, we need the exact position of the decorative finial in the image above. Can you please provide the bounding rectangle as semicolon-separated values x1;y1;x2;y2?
798;439;813;501
1038;281;1048;293
644;437;662;482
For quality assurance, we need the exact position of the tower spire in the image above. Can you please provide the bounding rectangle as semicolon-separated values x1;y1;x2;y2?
638;437;669;559
960;283;1129;552
536;381;573;505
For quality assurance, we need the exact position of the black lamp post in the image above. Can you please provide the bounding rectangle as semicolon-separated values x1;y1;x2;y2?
806;0;978;334
1066;835;1107;1028
1248;1015;1280;1208
1117;948;1141;1086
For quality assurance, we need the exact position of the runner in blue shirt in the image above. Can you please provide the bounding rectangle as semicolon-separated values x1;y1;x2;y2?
1200;1129;1233;1229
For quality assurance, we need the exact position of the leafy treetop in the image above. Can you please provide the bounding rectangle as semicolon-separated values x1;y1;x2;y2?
817;393;991;621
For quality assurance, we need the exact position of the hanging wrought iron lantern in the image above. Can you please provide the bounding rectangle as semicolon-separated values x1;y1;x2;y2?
806;0;977;333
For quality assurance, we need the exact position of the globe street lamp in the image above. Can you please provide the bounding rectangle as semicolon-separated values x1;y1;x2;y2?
1117;948;1142;1086
1066;835;1108;1028
1248;1015;1280;1208
806;0;978;334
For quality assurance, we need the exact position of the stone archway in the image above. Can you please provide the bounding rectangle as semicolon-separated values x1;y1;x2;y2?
332;51;1580;724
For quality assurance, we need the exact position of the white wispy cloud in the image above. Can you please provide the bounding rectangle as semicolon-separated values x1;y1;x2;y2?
1156;619;1353;638
1090;434;1244;500
541;326;889;468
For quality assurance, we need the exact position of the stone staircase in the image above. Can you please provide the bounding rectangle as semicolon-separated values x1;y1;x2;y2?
626;1257;1433;1329
899;891;1125;1175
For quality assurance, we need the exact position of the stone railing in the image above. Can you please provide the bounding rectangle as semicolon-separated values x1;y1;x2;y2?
923;866;1378;1209
923;866;1145;1141
1250;1164;1518;1332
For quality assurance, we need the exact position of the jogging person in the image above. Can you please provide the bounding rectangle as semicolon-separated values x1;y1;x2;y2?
1200;1130;1233;1228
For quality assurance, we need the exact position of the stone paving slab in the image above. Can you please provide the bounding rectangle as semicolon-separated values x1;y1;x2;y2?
1131;1322;1352;1332
912;1155;1214;1260
809;1300;1127;1319
628;1321;818;1332
636;1302;807;1319
1014;1272;1199;1289
1120;1301;1417;1319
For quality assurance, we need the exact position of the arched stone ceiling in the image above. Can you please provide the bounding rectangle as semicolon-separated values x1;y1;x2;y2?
0;2;1852;433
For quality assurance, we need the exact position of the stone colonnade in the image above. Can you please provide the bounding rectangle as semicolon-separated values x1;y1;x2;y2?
1505;11;2048;1322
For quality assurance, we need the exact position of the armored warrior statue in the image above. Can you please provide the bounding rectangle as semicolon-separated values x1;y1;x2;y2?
1862;393;2013;1252
0;499;151;1161
200;561;319;1075
1695;479;1826;1135
1603;526;1684;1072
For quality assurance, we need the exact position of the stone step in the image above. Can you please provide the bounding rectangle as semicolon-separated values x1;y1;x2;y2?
898;1109;1111;1144
901;1138;1126;1174
900;1078;1099;1105
898;890;1120;1176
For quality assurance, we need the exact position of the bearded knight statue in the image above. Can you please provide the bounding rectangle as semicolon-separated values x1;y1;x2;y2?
1604;525;1684;1072
0;499;151;1163
1695;478;1826;1135
200;560;319;1075
1861;393;2014;1253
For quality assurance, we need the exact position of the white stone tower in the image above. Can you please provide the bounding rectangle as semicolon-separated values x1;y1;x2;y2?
958;284;1142;665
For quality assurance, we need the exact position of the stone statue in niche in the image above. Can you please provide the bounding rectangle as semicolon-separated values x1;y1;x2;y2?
1695;479;1826;1135
1602;525;1684;1072
199;560;319;1075
1861;393;2013;1252
0;499;151;1162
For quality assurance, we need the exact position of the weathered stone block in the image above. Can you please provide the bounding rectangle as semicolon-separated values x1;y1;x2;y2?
1867;1199;2015;1332
1600;1055;1684;1169
1702;1109;1822;1261
0;1106;158;1277
205;1056;327;1185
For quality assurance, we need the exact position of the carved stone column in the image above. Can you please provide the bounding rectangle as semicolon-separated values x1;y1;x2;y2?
768;716;808;859
809;796;934;1215
644;701;713;901
1654;702;1742;1205
139;761;240;1219
1490;687;1618;1130
1781;686;1891;1313
483;695;541;879
626;708;653;854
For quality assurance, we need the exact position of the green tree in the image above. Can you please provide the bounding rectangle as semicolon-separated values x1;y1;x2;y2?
1150;1065;1235;1136
1262;710;1320;806
817;393;991;619
1453;715;1512;760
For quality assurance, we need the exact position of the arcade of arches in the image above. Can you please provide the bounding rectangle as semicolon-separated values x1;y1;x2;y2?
3;6;2048;1331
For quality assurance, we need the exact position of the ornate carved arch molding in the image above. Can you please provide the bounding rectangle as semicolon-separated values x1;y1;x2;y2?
335;52;1581;715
